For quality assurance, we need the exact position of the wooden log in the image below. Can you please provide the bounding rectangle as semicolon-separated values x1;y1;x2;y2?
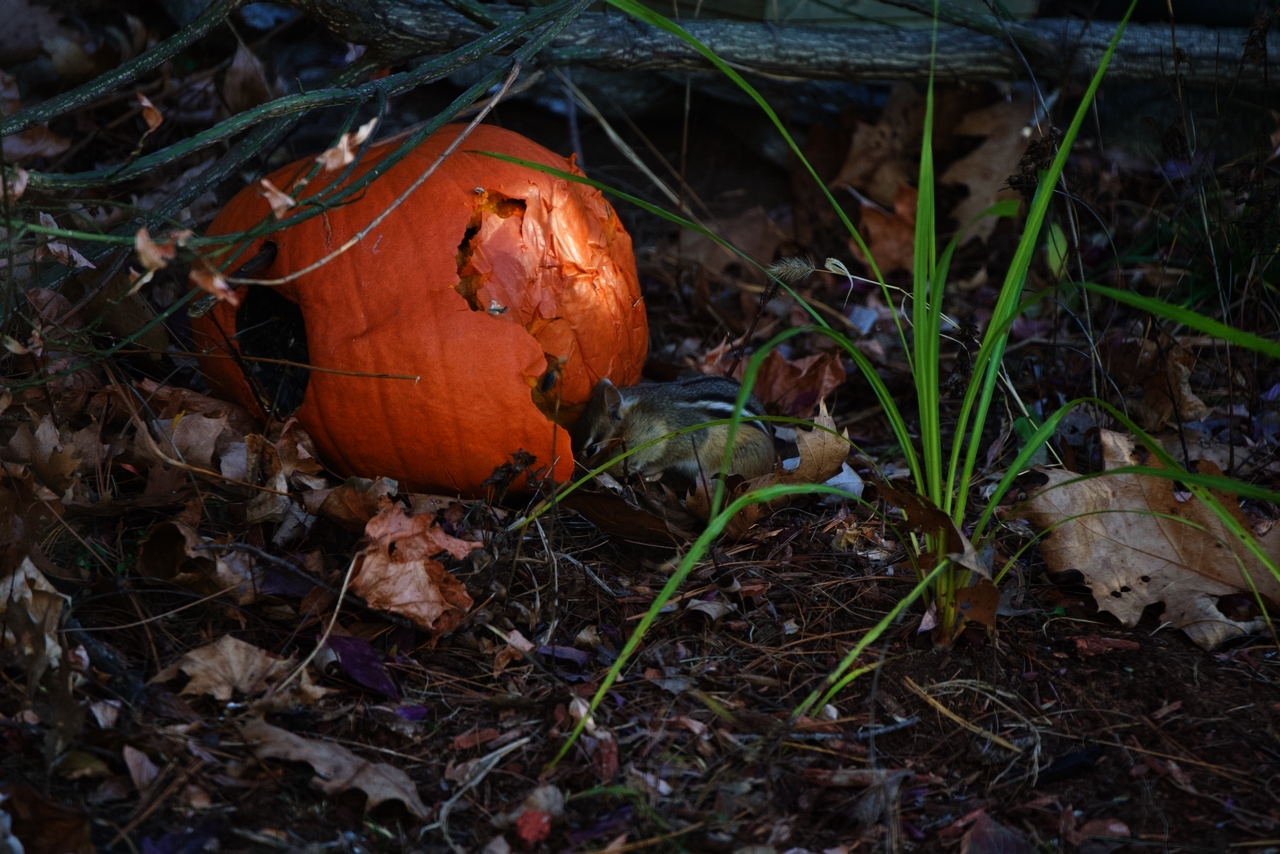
288;0;1279;87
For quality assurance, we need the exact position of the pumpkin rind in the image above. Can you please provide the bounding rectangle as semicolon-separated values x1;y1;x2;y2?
193;124;647;495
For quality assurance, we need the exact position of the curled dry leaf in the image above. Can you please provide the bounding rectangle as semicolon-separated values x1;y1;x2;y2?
1020;429;1280;648
351;504;479;636
135;227;176;271
0;556;69;685
36;213;95;269
189;261;238;305
259;178;296;219
136;93;163;131
307;476;398;529
241;718;431;821
4;167;29;200
316;117;378;172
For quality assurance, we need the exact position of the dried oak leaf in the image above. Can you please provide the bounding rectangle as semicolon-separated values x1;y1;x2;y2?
1020;429;1280;649
351;504;479;636
699;342;846;420
939;92;1033;246
831;81;924;210
673;205;790;286
241;718;431;821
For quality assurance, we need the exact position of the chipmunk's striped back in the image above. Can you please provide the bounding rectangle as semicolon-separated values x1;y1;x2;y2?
572;376;775;482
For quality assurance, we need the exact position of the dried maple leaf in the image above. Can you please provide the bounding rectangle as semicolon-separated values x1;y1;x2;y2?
351;504;478;636
850;182;917;275
241;718;431;821
150;635;330;701
152;635;291;700
939;92;1034;245
1020;429;1280;649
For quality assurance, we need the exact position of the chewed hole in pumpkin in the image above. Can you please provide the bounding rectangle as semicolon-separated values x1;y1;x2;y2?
455;190;527;312
235;284;310;418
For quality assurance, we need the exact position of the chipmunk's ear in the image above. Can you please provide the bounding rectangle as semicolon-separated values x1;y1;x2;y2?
601;379;623;419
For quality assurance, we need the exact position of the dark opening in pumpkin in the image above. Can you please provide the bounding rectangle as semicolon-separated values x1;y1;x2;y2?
234;284;309;418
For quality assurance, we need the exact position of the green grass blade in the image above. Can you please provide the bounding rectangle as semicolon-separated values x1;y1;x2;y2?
1080;282;1280;359
914;7;943;506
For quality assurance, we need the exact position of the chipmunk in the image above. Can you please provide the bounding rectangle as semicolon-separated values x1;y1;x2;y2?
571;375;775;483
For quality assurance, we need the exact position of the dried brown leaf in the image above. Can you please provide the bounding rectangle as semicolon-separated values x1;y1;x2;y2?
121;745;158;794
0;782;94;854
940;93;1033;245
352;504;477;635
189;263;238;306
0;556;68;685
779;402;849;485
830;82;924;209
1020;429;1280;648
137;93;162;131
259;178;296;219
222;44;274;115
135;227;176;271
849;182;916;275
699;344;846;420
152;635;291;700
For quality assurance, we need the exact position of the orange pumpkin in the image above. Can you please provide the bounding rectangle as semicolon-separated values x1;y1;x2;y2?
193;124;648;495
